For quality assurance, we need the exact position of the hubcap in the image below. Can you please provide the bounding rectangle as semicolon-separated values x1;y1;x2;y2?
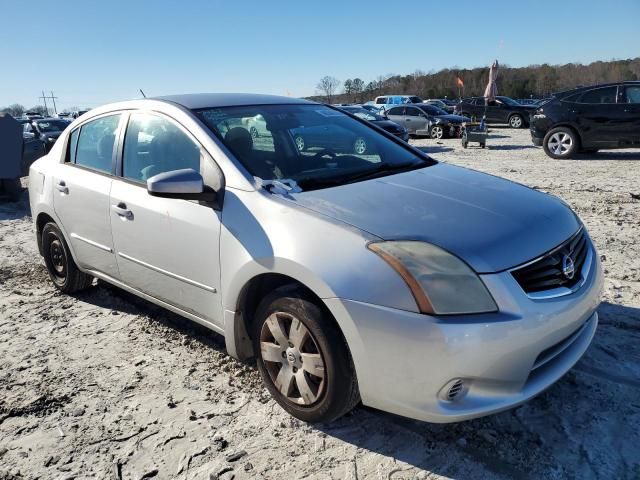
511;116;522;127
432;126;443;139
295;136;305;151
250;127;258;138
354;138;366;154
48;237;66;279
548;132;572;155
260;312;326;405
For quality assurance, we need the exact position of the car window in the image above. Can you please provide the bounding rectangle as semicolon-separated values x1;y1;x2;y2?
406;107;423;117
197;104;432;190
122;113;201;182
375;97;386;104
387;107;405;116
579;86;618;104
624;86;640;104
23;123;33;133
74;114;121;173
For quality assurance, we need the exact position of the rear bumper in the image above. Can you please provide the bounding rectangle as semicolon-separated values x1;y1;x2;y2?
325;240;603;423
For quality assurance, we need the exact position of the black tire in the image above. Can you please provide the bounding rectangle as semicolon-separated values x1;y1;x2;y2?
42;222;93;293
543;127;579;159
430;125;444;140
253;286;359;423
480;142;486;149
508;114;524;129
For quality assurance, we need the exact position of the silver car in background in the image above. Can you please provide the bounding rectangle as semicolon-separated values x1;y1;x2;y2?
29;94;602;423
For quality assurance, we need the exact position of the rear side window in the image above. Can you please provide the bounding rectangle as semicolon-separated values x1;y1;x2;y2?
578;87;618;104
375;97;386;104
406;107;423;117
387;107;405;115
122;113;201;182
73;114;121;173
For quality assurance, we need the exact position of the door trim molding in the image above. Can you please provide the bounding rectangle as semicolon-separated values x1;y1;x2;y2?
70;233;113;253
117;251;217;293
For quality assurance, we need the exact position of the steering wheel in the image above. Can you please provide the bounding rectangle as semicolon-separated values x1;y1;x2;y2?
312;148;337;161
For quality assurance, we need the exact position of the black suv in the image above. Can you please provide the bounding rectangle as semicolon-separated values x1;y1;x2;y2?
531;82;640;159
455;96;537;128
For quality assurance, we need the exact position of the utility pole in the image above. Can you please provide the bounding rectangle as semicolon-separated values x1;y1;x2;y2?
40;91;49;116
49;91;58;115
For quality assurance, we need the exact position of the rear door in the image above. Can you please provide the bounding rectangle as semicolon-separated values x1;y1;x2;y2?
573;86;625;146
621;85;640;145
52;113;123;279
109;111;223;326
385;106;407;130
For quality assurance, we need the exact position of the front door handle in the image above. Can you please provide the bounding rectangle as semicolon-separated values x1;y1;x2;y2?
56;180;68;194
111;202;133;219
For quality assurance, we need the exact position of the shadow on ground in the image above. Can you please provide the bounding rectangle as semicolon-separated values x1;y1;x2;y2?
415;146;454;154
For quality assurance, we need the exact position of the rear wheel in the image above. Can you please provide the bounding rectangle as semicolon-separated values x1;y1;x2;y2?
509;114;524;128
253;287;359;423
294;135;305;152
250;126;259;138
353;137;367;154
42;222;93;293
543;127;579;159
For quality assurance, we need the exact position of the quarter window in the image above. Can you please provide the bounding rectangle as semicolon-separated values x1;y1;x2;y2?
579;87;618;104
624;86;640;104
73;114;121;173
122;113;201;182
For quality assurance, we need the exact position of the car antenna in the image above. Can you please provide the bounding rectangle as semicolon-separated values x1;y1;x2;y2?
139;89;147;98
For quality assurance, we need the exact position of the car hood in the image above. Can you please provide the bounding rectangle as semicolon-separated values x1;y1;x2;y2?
434;114;467;124
288;163;580;273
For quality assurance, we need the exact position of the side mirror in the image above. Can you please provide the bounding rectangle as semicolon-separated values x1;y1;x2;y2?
147;168;216;202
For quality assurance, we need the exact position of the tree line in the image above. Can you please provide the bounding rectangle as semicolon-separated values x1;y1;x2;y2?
313;57;640;103
0;104;86;117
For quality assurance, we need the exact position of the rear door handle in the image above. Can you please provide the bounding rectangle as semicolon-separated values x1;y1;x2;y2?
111;202;133;219
56;180;68;194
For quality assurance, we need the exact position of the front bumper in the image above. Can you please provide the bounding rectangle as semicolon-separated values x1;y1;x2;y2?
324;240;603;423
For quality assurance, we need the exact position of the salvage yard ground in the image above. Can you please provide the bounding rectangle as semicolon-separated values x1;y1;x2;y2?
1;128;639;479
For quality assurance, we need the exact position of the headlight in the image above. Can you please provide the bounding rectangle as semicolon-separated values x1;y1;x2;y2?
368;241;497;315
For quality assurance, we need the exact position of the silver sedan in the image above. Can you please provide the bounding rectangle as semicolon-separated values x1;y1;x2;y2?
29;93;602;423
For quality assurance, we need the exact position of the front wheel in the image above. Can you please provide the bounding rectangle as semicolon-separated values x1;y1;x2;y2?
509;114;524;128
253;287;359;423
543;127;579;159
42;222;93;293
430;125;444;140
250;126;259;138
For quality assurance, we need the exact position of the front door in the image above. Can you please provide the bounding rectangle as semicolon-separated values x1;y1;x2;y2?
385;106;407;131
404;106;429;134
109;111;223;326
52;113;122;279
573;86;625;146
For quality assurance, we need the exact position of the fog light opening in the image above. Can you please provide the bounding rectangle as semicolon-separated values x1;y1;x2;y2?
440;378;467;402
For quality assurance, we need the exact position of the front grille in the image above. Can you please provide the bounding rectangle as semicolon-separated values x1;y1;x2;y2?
512;229;589;294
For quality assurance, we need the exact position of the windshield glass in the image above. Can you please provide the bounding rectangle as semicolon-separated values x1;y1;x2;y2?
497;96;520;106
196;104;433;190
419;105;448;116
341;107;383;121
35;120;69;132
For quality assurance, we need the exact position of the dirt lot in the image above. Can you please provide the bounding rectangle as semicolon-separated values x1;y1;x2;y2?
1;128;639;480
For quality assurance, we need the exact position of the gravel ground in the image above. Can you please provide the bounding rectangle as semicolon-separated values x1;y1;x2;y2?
1;128;639;480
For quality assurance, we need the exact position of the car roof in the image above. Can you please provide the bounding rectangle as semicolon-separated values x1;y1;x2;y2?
152;93;315;109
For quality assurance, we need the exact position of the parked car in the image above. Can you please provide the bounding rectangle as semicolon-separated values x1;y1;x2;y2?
337;105;409;141
24;118;71;152
29;93;602;424
455;96;537;128
72;110;89;119
24;112;44;120
423;99;454;113
385;104;469;138
530;82;640;158
367;95;424;113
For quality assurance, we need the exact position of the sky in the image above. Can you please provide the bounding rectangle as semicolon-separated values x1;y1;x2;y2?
1;0;639;110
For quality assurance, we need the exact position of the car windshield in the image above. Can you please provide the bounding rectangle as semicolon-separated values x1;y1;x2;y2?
497;96;520;106
35;120;69;132
419;105;448;116
342;107;383;121
196;104;433;191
